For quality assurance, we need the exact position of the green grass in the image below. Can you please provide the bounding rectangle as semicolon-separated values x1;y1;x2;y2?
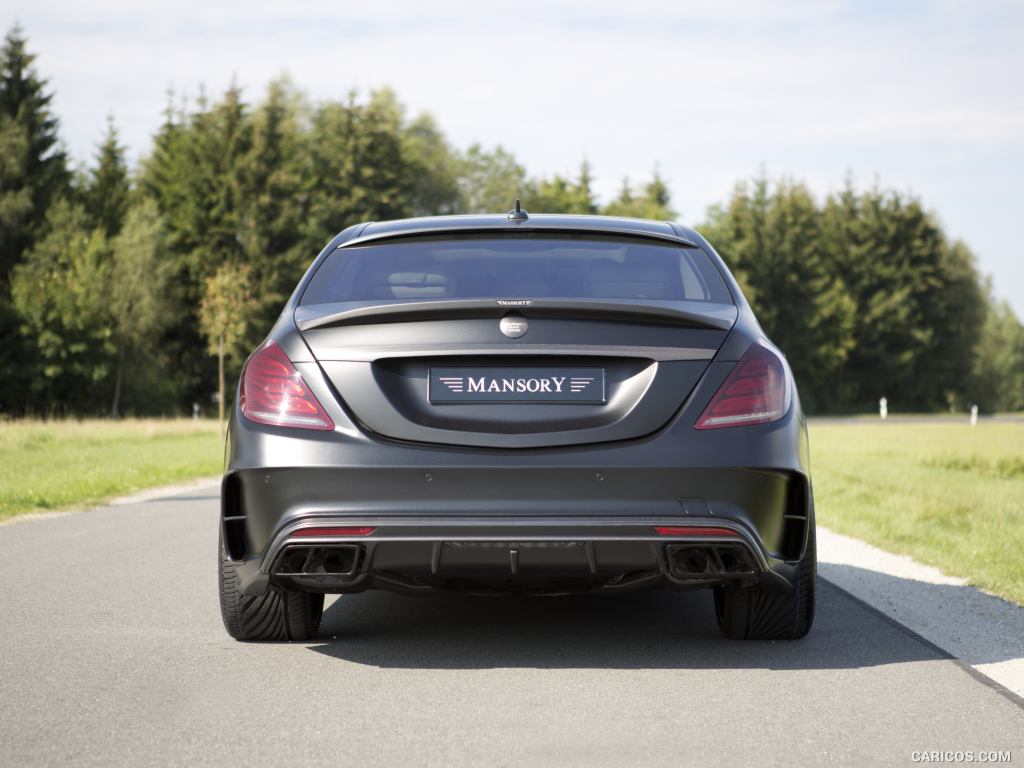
0;419;224;521
810;422;1024;604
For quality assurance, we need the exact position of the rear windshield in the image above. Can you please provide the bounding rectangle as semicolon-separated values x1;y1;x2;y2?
300;235;733;306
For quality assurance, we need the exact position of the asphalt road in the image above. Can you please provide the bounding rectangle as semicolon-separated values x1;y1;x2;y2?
2;487;1022;767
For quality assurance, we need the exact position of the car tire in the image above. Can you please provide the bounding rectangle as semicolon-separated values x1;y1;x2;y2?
219;537;324;642
713;502;816;640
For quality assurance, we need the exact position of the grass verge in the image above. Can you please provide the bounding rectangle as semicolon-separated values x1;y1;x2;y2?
0;419;223;522
810;421;1024;605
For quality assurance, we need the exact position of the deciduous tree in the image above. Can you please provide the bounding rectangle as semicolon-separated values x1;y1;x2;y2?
10;200;113;413
107;199;170;416
456;144;530;213
198;262;252;424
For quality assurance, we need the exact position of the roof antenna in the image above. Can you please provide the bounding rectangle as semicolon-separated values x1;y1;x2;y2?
508;198;529;222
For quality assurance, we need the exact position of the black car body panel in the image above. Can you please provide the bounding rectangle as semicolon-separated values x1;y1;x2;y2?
220;213;815;641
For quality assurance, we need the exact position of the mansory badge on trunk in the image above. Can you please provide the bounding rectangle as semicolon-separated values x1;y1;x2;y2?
428;367;607;403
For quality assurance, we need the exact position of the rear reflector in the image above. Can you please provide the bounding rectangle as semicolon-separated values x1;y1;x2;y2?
654;526;738;537
695;340;789;429
240;341;334;430
291;526;376;537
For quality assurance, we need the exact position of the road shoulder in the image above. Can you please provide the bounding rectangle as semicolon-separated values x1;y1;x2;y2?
819;525;1024;701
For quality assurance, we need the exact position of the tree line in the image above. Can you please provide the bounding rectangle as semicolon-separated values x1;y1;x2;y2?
701;179;1024;413
1;25;1021;417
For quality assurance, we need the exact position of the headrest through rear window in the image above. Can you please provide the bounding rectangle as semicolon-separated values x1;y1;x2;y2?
365;271;453;299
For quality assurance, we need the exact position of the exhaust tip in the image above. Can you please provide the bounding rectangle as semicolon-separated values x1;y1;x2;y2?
667;544;756;578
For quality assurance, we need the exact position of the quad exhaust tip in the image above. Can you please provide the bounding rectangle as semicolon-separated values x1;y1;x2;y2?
667;544;756;578
275;544;364;580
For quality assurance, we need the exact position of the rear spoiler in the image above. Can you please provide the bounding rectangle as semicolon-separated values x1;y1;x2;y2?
336;225;700;250
296;299;737;332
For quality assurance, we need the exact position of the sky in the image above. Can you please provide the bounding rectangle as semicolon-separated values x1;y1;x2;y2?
5;0;1024;315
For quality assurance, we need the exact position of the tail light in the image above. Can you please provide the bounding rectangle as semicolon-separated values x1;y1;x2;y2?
695;340;789;429
240;341;334;430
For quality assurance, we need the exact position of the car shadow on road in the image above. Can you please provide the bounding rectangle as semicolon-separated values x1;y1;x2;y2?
307;575;983;671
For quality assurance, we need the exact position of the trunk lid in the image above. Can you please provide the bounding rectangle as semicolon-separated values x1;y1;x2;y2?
297;300;734;448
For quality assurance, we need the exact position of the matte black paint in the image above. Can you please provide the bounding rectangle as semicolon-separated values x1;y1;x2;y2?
223;214;811;600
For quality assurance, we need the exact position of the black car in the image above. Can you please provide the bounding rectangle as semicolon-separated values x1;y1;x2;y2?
219;207;815;642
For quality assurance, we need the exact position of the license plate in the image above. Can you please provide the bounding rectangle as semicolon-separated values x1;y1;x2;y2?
429;367;606;404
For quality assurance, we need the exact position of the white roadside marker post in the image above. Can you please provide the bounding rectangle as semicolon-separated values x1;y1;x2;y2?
970;404;978;426
879;396;888;421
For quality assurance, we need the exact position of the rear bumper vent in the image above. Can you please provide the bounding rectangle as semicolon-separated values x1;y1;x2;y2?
221;473;246;560
779;474;810;561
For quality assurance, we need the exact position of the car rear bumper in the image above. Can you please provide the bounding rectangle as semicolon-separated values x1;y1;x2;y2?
227;513;800;597
222;465;810;597
222;397;811;597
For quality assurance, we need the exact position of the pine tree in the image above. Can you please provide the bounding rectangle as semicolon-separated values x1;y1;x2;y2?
643;170;672;213
86;115;130;238
303;89;414;240
602;170;676;220
139;86;255;410
576;160;598;215
138;94;208;411
701;177;856;411
819;185;973;410
0;24;69;275
602;177;636;217
0;24;70;413
141;93;187;241
531;161;599;214
236;78;307;349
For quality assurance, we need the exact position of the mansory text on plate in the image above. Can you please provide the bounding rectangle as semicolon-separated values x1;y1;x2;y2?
219;208;816;642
